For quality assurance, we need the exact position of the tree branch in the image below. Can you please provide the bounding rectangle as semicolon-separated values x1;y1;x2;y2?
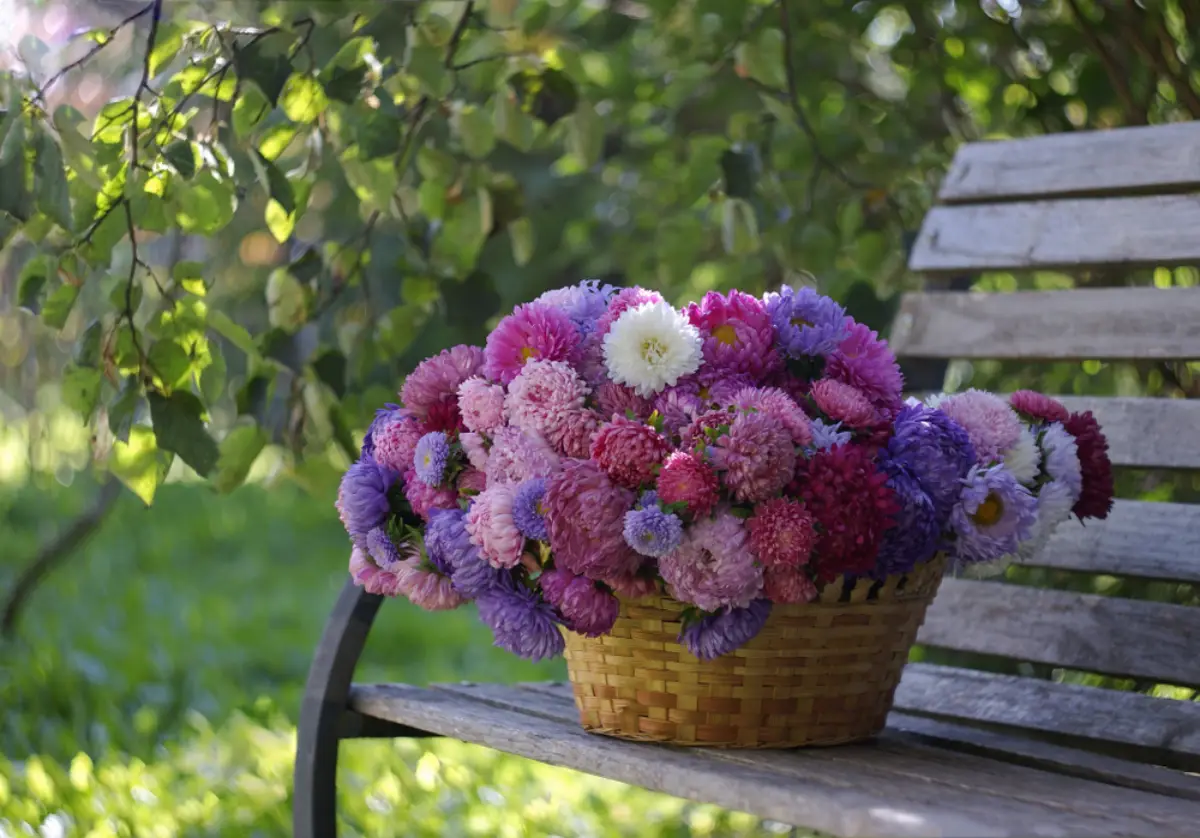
1127;0;1200;119
2;478;123;637
33;1;157;105
1065;0;1146;124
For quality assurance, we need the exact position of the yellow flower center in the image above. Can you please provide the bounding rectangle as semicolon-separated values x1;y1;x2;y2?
641;531;656;543
972;493;1005;527
790;316;813;329
535;500;545;516
519;346;537;361
712;323;738;346
640;337;668;363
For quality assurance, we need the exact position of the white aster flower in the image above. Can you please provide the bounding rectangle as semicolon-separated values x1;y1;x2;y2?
1041;422;1082;496
1003;426;1041;486
602;301;703;397
1017;479;1077;561
924;392;946;410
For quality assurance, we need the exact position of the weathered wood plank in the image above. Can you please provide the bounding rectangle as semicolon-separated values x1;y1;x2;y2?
349;681;1200;836
918;579;1200;687
894;664;1200;772
889;287;1200;360
938;123;1200;204
909;196;1200;274
1054;397;1200;470
1019;500;1200;581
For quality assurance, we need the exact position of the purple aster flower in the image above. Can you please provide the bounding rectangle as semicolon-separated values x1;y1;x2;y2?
622;506;684;558
413;431;451;486
875;458;940;577
763;285;848;359
680;599;772;661
425;507;511;597
539;568;621;637
362;402;402;458
809;417;852;451
536;279;618;336
887;403;977;524
476;584;566;661
637;490;660;509
950;465;1038;565
336;456;398;546
512;478;549;541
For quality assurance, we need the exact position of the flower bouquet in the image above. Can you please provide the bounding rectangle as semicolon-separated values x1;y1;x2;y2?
337;282;1114;747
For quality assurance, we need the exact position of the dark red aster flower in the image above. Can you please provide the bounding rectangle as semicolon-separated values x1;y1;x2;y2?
1063;410;1114;520
1009;390;1070;424
424;398;465;433
795;444;899;581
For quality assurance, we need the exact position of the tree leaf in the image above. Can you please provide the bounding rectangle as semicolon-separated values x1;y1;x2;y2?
567;102;603;168
721;198;760;255
280;74;328;123
74;320;104;368
107;377;142;444
720;149;757;199
323;64;368;104
213;424;268;493
251;150;295;215
16;255;52;313
110;426;166;505
0;106;25;166
164;140;197;178
174;261;207;296
42;283;80;330
454;104;495;160
61;364;102;419
493;91;535;151
208;310;258;356
148;339;192;391
311;348;347;398
354;110;404;160
234;39;293;105
148;390;220;476
200;342;227;404
232;86;271;138
33;128;72;231
266;268;308;331
509;216;535;266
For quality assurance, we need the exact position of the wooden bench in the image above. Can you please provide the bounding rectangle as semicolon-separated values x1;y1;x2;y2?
294;123;1200;837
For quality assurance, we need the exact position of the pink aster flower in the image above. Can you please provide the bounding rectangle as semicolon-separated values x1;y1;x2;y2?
746;497;817;568
659;509;763;611
465;484;525;569
763;565;818;605
590;417;672;489
539;568;620;637
826;320;904;409
459;431;490;472
712;412;796;503
811;379;876;428
546;409;601;458
606;574;661;599
403;566;466;610
544;459;641;580
594;380;653;422
652;386;703;435
456;466;487;496
685;290;781;383
593;286;665;340
404;468;459;520
506;360;590;438
1010;390;1070;424
400;345;485;422
486;426;561;485
457;377;508;434
484;303;582;385
729;387;813;446
656;451;720;518
372;410;426;474
680;408;735;450
938;389;1024;465
349;546;407;597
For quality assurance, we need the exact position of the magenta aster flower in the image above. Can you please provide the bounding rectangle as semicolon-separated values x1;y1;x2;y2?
686;290;780;383
680;408;734;451
712;412;796;503
484;303;582;385
506;359;590;438
486;426;561;485
938;389;1024;465
371;410;426;474
403;467;458;520
457;377;508;434
763;566;817;605
456;466;487;496
546;409;601;458
594;380;653;422
544;459;640;581
826;320;904;409
659;509;763;611
680;599;772;660
656;451;720;518
465;483;525;569
729;386;813;446
400;344;484;422
337;456;398;545
539;568;620;637
476;584;565;661
590;416;672;489
810;378;876;428
746;497;817;568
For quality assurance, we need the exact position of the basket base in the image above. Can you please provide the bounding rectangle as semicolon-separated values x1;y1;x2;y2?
576;719;887;749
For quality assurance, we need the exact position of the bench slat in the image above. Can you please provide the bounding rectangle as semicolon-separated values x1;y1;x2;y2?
909;196;1200;274
894;663;1200;771
890;288;1200;360
1054;397;1200;470
350;681;1200;836
1018;500;1200;581
938;124;1200;204
918;579;1200;687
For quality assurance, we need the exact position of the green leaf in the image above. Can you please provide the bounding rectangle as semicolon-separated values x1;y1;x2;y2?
213;424;268;493
200;342;227;404
265;200;294;243
433;187;492;274
493;92;535;151
0;106;25;166
148;390;220;476
42;283;80;330
173;261;207;296
110;425;167;505
721;198;760;255
257;123;299;161
93;99;135;145
164;140;197;178
208;310;258;356
416;147;458;183
173;172;237;235
53;105;104;189
235;39;292;105
509;216;535;266
251;150;295;215
323;64;368;104
311;349;347;398
17;255;52;313
61;364;102;418
280;74;328;123
266;268;307;331
108;377;141;443
567;102;603;168
148;23;183;77
736;28;786;89
148;339;192;390
361;6;409;62
354;110;404;160
74;320;104;367
288;248;323;283
720;149;757;199
408;44;452;97
232;86;271;138
108;277;143;316
454;104;495;160
33;128;72;231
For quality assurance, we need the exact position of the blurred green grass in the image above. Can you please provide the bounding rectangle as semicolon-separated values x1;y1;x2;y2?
0;479;792;836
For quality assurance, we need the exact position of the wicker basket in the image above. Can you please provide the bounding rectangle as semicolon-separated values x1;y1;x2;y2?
562;555;946;748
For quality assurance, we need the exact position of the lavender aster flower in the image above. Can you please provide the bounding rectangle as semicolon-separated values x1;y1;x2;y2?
414;431;451;486
950;465;1038;565
887;403;977;524
425;507;511;597
680;600;772;661
512;478;549;541
536;279;618;335
763;285;848;358
875;458;940;577
336;456;398;545
637;490;660;509
622;506;684;558
476;584;566;661
809;418;852;451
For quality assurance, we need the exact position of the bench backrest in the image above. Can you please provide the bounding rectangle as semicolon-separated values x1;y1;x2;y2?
892;122;1200;770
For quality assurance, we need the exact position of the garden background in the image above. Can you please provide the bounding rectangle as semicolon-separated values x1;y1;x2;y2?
2;0;1199;834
